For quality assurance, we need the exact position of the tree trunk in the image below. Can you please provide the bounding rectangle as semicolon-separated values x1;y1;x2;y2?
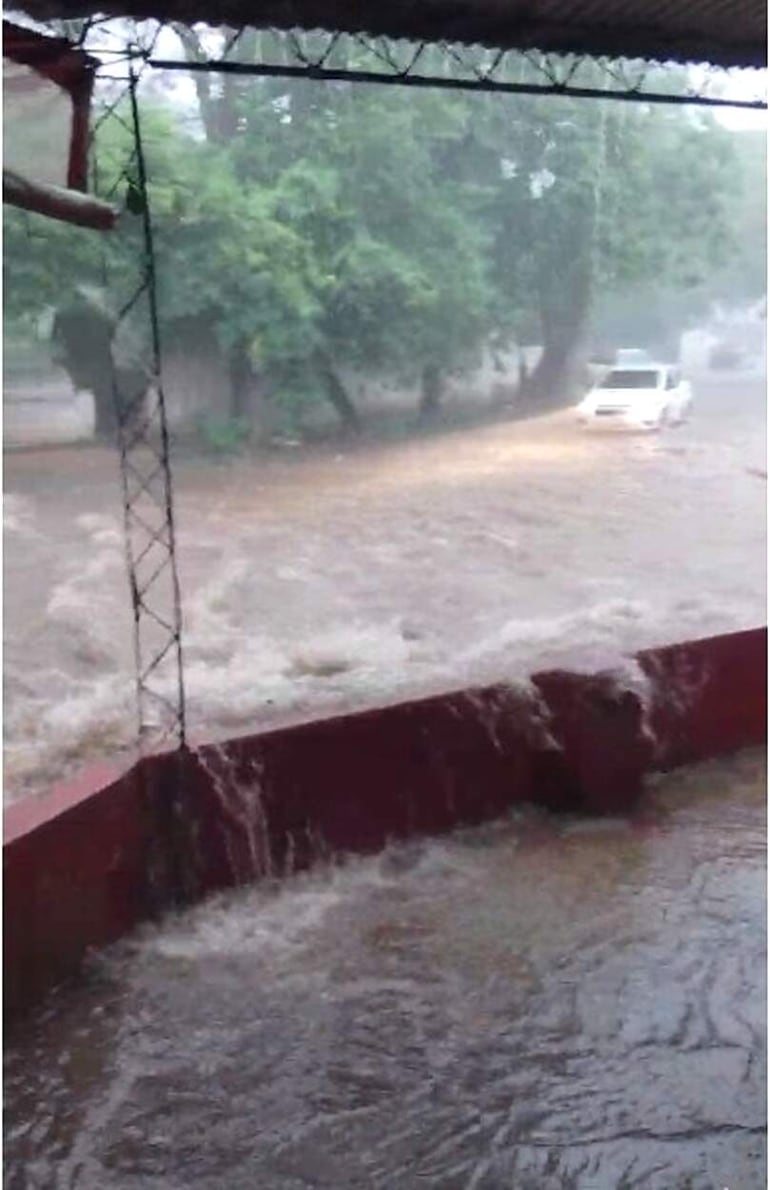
526;322;583;402
100;366;149;442
419;363;443;422
526;263;591;404
229;343;255;420
318;354;361;433
92;380;118;440
172;25;260;145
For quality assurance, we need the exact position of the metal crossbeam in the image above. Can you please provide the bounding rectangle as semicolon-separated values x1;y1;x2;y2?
147;53;767;109
143;28;767;111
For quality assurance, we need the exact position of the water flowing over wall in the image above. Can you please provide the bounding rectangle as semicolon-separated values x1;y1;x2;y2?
4;626;766;1022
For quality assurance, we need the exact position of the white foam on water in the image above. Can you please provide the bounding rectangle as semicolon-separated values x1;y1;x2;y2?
176;571;756;744
47;554;125;618
4;673;134;792
287;620;412;678
127;829;487;971
457;594;755;682
4;576;758;803
44;525;127;667
4;510;136;798
76;512;118;534
138;881;350;964
183;550;254;646
40;674;131;740
3;493;39;536
177;569;422;726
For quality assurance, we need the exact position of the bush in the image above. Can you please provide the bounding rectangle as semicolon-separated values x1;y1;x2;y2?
196;415;252;456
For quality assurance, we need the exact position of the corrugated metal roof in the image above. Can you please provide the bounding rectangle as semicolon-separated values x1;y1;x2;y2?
16;0;768;67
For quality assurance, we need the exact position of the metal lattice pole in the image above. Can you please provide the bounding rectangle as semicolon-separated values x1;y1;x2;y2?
109;59;187;752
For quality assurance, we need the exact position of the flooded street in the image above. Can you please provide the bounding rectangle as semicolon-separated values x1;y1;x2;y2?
3;371;765;799
4;748;766;1189
4;30;765;1189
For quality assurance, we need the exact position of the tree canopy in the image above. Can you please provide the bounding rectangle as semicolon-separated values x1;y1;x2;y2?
3;43;765;437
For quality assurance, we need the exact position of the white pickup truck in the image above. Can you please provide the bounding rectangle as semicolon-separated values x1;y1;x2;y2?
577;363;693;431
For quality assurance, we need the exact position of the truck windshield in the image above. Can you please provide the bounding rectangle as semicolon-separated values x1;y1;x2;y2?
600;369;661;389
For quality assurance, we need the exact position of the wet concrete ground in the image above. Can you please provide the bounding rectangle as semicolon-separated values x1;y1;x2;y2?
4;748;766;1189
3;372;765;800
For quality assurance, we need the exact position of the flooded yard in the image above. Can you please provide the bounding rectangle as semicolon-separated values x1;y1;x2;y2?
4;747;766;1189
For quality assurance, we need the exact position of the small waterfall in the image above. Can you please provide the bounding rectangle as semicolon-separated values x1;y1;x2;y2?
191;743;275;885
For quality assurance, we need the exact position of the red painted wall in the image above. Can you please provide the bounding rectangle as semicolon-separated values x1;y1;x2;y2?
5;627;766;1021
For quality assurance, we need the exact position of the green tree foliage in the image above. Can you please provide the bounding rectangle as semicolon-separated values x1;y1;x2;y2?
3;46;764;437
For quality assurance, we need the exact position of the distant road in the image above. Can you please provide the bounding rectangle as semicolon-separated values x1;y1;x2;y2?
3;363;764;448
4;380;94;447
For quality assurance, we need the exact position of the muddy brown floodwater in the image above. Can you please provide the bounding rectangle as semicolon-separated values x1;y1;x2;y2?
3;374;766;801
4;747;766;1189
